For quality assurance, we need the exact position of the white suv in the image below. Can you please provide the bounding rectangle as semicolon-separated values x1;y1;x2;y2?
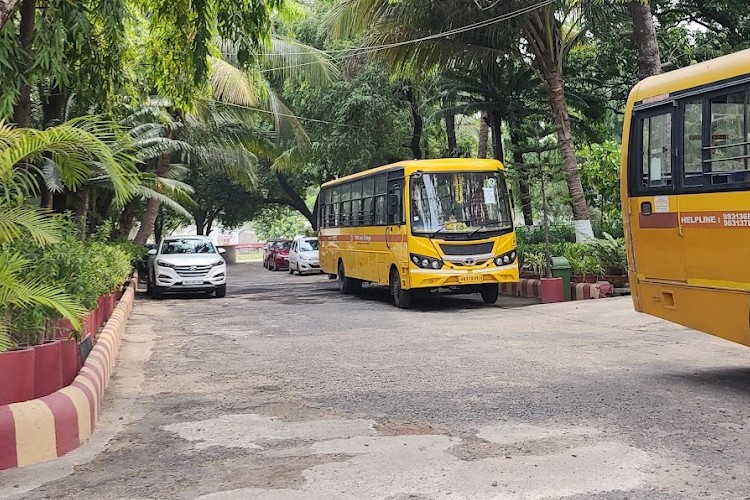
147;236;227;298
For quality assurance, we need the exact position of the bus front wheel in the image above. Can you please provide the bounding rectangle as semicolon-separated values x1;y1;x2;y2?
390;268;412;309
338;261;361;294
480;284;499;304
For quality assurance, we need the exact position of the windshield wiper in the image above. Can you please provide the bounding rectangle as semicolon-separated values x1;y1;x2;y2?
426;219;471;238
467;221;509;237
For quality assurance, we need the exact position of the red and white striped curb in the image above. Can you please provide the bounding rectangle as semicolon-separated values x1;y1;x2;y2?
500;278;613;300
0;280;135;470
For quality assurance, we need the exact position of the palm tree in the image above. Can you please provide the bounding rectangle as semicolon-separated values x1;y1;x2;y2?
327;0;598;239
0;117;138;351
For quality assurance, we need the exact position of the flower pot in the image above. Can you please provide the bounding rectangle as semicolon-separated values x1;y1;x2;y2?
602;274;628;288
33;340;63;398
572;274;598;284
0;347;35;405
539;277;564;304
60;338;81;387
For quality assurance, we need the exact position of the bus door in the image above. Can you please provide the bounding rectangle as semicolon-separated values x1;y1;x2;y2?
384;170;407;283
630;104;687;283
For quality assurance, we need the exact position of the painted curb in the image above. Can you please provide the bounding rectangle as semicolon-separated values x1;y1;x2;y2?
0;280;135;471
500;278;613;301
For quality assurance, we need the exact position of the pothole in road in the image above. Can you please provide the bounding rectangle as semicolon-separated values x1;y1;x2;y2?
164;414;652;500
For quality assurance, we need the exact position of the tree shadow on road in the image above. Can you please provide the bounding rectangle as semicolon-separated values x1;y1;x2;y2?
658;367;750;396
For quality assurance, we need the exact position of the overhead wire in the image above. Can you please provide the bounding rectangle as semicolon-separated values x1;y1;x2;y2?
260;0;555;60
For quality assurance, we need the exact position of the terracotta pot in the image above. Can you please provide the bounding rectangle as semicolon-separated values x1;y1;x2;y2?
0;347;35;405
539;277;564;304
572;274;598;284
60;338;81;387
602;274;628;288
33;340;63;398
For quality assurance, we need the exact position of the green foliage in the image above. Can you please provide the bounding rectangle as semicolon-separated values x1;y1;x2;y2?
252;206;310;240
4;216;132;346
516;225;576;245
284;64;412;179
518;234;627;279
587;232;628;275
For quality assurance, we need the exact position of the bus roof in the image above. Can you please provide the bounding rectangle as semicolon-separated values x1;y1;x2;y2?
630;48;750;104
320;158;504;188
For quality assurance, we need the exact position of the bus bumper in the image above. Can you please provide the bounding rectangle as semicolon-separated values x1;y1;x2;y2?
406;264;519;289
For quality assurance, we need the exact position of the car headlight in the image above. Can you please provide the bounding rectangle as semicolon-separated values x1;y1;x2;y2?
410;253;443;269
156;259;175;268
210;259;225;267
493;249;517;266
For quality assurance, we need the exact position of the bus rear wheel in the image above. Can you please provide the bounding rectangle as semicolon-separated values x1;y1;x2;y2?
390;268;412;309
480;284;499;304
337;261;361;294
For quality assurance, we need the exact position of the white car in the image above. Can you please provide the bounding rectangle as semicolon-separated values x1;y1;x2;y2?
147;236;227;299
288;236;321;275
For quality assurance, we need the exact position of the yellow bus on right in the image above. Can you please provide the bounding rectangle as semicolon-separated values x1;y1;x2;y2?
621;49;750;347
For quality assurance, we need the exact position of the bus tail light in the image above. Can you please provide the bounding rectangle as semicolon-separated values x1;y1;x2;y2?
410;254;443;269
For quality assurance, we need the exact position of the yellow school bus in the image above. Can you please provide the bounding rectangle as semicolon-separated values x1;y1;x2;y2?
621;49;750;346
318;159;519;308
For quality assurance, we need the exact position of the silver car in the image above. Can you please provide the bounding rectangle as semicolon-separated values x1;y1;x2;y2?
147;236;227;298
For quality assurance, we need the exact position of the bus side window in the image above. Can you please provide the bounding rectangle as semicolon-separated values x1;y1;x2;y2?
639;112;673;189
682;99;704;187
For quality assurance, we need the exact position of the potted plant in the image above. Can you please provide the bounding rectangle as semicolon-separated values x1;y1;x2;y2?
588;233;628;287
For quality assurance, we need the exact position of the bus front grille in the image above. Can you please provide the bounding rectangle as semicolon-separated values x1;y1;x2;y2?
439;242;494;256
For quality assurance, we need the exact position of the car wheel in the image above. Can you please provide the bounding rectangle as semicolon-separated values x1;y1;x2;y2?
289;263;295;275
480;284;499;304
215;285;227;298
151;285;164;300
337;261;361;294
390;268;412;309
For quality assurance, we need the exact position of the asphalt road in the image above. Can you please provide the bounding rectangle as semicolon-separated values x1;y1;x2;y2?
3;262;750;499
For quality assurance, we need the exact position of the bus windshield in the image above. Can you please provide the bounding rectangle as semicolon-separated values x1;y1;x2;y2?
410;171;512;236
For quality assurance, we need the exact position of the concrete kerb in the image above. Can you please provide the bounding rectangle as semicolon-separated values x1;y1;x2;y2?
500;278;614;301
0;279;136;471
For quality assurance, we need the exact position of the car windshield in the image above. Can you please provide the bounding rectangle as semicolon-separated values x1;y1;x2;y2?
161;239;217;254
299;239;318;252
274;241;291;250
409;171;513;235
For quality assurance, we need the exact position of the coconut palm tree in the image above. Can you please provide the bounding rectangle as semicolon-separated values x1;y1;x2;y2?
326;0;599;239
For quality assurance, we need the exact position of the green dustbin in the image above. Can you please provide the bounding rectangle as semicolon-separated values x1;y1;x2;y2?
550;256;572;301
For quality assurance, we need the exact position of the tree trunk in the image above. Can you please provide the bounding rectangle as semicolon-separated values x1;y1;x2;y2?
408;97;423;160
628;1;662;80
133;150;171;245
0;0;22;30
477;112;489;159
539;61;593;240
510;129;533;226
73;189;90;238
194;209;207;236
42;85;67;128
489;111;504;161
115;201;138;240
154;205;164;243
274;170;316;229
12;0;35;128
445;113;458;157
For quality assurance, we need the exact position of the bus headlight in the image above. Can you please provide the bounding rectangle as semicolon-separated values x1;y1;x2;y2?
410;254;443;269
494;249;517;266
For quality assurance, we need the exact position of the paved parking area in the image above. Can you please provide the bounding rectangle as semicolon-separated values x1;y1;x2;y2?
3;262;750;499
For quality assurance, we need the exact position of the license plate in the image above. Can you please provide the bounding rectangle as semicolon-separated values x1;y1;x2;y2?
183;279;203;285
458;274;483;284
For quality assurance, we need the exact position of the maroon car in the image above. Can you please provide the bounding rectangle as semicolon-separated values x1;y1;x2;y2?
265;239;291;271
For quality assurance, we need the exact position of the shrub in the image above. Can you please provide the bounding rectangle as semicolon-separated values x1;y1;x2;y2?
587;232;628;275
5;217;134;345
